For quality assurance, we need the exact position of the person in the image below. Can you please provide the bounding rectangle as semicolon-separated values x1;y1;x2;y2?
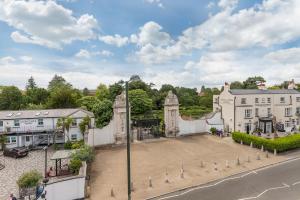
8;194;17;200
47;166;55;177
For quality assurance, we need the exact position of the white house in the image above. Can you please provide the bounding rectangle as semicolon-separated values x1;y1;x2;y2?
213;80;300;134
0;108;94;149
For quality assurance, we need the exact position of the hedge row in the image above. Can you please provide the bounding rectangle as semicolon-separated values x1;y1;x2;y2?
232;132;300;153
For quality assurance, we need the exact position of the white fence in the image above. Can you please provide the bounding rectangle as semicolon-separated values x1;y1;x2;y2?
39;162;87;200
87;121;115;147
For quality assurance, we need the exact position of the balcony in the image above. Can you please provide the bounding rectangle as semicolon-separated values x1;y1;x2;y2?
4;125;55;134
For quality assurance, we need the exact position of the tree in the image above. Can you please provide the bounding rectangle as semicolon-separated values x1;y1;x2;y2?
79;115;91;136
243;76;266;89
64;117;73;141
82;87;89;96
0;134;7;150
47;85;81;108
128;75;151;92
77;96;100;111
95;83;109;101
0;86;24;110
26;88;49;105
92;100;113;128
48;74;72;91
26;76;37;90
108;82;123;101
129;89;153;115
230;81;244;89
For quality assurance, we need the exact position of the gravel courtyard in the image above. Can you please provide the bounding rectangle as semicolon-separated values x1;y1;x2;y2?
88;134;286;200
0;148;58;200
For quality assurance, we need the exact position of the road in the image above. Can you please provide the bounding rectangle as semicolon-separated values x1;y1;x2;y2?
152;157;300;200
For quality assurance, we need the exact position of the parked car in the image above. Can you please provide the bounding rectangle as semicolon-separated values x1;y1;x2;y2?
3;147;29;158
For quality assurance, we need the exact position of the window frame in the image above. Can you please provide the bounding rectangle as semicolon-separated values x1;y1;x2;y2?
37;118;44;126
245;109;252;118
71;134;77;141
267;98;271;103
14;119;20;127
255;98;259;104
241;98;246;104
285;107;292;117
280;97;285;103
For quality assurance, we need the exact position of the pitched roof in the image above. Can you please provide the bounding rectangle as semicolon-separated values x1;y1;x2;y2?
229;89;300;95
0;108;94;120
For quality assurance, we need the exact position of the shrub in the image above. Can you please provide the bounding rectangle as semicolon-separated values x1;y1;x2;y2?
71;145;95;163
232;132;300;152
69;158;82;174
64;141;72;149
71;143;81;149
210;127;217;135
17;170;42;188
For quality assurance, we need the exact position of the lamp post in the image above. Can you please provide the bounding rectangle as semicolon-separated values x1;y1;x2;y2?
125;81;131;200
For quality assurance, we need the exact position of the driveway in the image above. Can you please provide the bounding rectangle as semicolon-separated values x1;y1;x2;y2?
88;135;286;200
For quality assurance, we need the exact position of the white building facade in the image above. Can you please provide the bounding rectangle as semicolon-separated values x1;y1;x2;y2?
213;81;300;134
0;108;94;149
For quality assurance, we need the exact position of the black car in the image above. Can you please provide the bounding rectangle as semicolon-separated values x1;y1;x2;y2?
3;147;29;158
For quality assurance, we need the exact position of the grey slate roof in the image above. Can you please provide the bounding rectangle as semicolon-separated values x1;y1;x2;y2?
0;108;94;120
229;89;300;95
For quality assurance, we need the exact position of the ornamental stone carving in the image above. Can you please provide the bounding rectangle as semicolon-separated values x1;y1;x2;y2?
164;91;179;137
113;92;128;144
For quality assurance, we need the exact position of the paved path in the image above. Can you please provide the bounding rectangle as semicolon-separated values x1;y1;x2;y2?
153;157;300;200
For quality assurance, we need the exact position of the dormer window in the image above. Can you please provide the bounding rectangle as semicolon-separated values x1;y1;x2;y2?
44;111;49;115
16;112;22;116
7;113;13;117
35;112;41;116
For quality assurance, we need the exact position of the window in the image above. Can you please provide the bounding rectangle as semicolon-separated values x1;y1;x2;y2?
245;109;252;118
285;107;292;116
244;123;252;132
255;108;259;117
297;119;300;125
72;119;77;127
267;98;271;103
297;97;300;102
297;107;300;115
262;98;265;103
255;98;259;103
71;134;77;141
285;121;291;128
6;136;17;144
280;97;285;103
267;108;271;116
25;136;30;142
14;119;20;127
38;119;44;126
241;98;246;104
0;121;3;127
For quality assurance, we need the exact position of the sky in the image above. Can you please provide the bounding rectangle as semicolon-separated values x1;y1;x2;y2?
0;0;300;90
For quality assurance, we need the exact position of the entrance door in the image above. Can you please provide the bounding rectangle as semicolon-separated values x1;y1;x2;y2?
266;122;272;133
245;123;251;134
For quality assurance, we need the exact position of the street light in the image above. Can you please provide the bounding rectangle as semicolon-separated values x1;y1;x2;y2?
43;146;48;178
125;81;131;200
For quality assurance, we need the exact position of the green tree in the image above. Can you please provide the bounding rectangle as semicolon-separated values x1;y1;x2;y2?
0;86;24;110
0;134;7;150
26;88;49;105
79;115;91;135
47;85;81;108
26;76;37;90
92;100;113;128
82;87;89;96
129;89;153;115
243;76;266;89
108;82;123;101
230;81;244;89
77;96;100;111
95;83;109;101
48;74;72;91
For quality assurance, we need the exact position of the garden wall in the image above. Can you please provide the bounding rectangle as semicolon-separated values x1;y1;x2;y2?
87;120;115;147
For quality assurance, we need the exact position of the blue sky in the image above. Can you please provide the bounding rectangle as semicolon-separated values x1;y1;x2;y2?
0;0;300;90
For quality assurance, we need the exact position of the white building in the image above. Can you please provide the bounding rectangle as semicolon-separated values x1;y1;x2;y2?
213;80;300;134
0;108;94;149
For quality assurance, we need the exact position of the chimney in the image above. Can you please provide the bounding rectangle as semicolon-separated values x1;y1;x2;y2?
288;79;297;89
224;82;230;92
258;82;267;90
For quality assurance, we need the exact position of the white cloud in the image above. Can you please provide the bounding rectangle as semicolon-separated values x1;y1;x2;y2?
0;56;16;63
20;56;32;62
131;21;172;47
99;34;129;47
0;0;98;49
75;49;113;58
144;0;164;8
207;1;215;9
264;48;300;64
133;0;300;65
218;0;238;9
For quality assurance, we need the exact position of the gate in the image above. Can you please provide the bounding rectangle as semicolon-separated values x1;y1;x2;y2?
132;118;162;141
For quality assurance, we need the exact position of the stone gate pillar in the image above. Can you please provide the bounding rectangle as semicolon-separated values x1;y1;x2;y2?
164;91;179;137
113;92;129;144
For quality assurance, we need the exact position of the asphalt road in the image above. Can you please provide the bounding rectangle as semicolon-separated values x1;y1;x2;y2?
152;157;300;200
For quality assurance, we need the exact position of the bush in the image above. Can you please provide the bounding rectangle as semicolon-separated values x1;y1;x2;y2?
17;170;42;188
210;127;217;135
232;132;300;152
69;158;82;174
64;141;72;149
71;143;81;149
71;145;95;163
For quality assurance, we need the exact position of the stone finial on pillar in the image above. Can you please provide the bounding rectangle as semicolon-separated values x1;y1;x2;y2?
164;91;179;137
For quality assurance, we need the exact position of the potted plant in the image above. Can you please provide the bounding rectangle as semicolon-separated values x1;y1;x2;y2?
17;170;42;199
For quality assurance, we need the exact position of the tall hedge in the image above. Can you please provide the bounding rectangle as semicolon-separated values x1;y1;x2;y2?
232;132;300;152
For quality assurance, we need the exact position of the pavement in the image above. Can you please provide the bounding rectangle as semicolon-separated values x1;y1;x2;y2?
151;157;300;200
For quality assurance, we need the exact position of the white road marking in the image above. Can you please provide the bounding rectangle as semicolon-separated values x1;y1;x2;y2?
238;183;290;200
157;171;257;200
292;181;300;186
